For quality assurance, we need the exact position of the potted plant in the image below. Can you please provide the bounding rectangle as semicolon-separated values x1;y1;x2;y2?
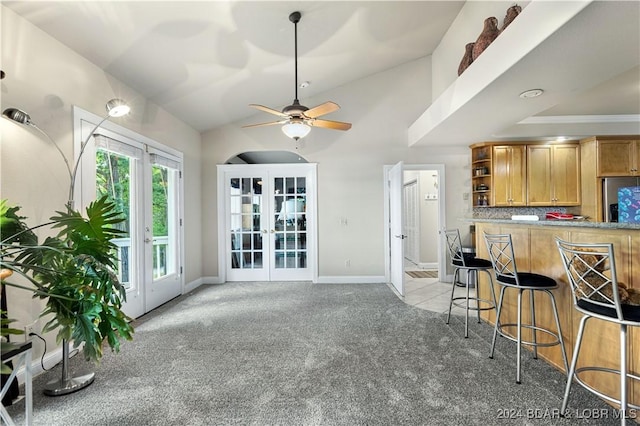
1;197;134;364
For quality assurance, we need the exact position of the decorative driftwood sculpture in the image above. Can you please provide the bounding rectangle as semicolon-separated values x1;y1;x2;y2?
458;42;475;76
472;17;499;61
500;4;522;33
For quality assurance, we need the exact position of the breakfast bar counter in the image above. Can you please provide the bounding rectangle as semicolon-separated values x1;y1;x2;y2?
467;219;639;409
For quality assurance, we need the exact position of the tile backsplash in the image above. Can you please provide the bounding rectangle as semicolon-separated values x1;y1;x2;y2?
471;207;568;219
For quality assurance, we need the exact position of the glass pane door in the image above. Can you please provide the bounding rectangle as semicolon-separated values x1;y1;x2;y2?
272;176;307;272
227;176;268;281
78;111;184;319
96;149;134;288
145;160;181;312
222;164;315;282
94;145;144;318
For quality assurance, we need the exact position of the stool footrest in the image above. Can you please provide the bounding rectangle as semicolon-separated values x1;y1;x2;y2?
496;323;563;348
451;296;495;312
573;366;640;410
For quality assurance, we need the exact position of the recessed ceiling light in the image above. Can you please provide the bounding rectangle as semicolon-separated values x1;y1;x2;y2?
519;89;544;99
299;81;310;89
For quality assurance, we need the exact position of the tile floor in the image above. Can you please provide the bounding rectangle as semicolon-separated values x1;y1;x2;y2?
402;272;480;317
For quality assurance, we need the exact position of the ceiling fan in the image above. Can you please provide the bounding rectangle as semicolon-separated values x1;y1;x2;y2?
243;11;352;141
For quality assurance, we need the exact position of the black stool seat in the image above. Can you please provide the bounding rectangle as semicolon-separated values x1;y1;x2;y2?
496;272;557;288
453;257;492;269
577;299;640;322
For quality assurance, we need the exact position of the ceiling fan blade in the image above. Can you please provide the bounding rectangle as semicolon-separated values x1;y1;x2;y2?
242;120;286;129
311;119;352;131
249;104;289;118
303;101;340;119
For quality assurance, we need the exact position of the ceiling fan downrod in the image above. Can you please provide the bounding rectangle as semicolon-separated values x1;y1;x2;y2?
289;11;301;104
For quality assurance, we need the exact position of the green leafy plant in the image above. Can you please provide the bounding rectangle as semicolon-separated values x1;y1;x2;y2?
0;314;24;374
1;196;134;364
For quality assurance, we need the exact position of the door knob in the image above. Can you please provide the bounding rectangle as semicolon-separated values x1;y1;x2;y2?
144;237;152;243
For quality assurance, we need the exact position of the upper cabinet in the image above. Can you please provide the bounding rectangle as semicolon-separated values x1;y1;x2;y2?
470;141;581;208
492;145;527;207
527;144;581;206
471;145;492;207
595;138;640;176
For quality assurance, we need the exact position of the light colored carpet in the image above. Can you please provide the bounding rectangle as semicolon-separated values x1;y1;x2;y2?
7;282;624;425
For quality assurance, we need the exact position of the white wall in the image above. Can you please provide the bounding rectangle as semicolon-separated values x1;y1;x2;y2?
202;56;471;280
1;6;202;360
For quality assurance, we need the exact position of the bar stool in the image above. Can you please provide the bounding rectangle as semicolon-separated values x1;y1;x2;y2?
556;239;639;425
484;232;568;384
443;229;496;338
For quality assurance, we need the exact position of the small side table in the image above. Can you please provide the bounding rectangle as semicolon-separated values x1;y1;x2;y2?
1;341;32;426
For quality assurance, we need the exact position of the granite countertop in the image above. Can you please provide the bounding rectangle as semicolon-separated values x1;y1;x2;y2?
463;217;640;230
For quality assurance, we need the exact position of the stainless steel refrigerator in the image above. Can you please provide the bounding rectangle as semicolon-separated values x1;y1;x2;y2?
602;177;640;222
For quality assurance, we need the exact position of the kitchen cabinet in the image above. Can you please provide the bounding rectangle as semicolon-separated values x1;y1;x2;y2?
492;145;527;206
471;145;492;207
527;144;580;206
596;138;640;176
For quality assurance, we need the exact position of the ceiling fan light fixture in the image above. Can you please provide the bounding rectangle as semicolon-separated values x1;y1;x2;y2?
282;120;311;140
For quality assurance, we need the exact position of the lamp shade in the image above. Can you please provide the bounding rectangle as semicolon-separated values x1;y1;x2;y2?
282;120;311;140
3;108;32;125
106;98;130;117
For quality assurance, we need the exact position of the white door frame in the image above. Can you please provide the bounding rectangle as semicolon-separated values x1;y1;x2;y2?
217;163;318;283
383;164;446;285
74;106;185;319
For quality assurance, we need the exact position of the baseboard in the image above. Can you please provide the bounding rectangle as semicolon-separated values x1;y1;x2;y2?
201;276;223;284
417;262;438;269
12;340;78;384
315;276;386;284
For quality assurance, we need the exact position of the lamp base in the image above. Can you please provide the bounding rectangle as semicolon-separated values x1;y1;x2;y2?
43;372;95;396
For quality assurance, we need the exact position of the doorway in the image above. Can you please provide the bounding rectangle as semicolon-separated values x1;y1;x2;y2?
217;162;317;283
384;163;445;296
75;108;184;319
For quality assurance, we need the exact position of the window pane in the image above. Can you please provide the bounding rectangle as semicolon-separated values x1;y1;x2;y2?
96;149;131;287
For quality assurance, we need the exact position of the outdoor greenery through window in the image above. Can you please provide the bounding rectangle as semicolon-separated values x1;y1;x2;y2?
96;149;132;287
151;164;170;279
96;150;173;284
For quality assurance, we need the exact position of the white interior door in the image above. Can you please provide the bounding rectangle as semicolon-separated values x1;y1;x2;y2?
389;161;405;295
220;164;316;282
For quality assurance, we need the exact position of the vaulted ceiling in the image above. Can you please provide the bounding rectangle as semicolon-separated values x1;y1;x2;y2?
4;1;639;146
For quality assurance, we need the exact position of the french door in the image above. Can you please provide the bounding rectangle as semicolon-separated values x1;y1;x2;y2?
77;114;183;319
218;164;317;282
